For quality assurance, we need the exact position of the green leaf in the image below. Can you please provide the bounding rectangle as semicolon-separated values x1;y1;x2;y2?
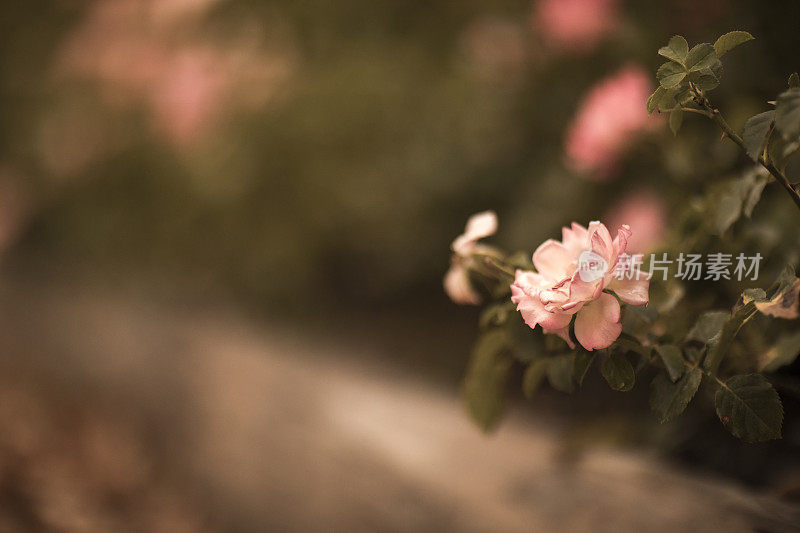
713;31;754;58
646;87;665;114
760;332;800;372
688;63;722;91
522;358;550;399
650;368;703;423
715;186;743;235
715;374;783;442
655;345;685;382
775;88;800;141
704;301;759;374
685;43;717;72
464;330;512;431
713;170;770;233
547;353;575;393
478;301;515;329
742;172;769;217
658;35;689;64
601;351;635;391
657;62;686;89
669;108;683;135
686;311;729;344
572;351;595;387
742;110;775;161
789;72;800;88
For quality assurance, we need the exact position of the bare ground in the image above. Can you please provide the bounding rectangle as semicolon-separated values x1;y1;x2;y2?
0;280;798;532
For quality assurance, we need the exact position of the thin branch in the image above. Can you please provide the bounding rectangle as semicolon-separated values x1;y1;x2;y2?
690;87;800;211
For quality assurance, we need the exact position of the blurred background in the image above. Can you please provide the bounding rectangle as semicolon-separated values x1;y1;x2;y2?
1;0;800;531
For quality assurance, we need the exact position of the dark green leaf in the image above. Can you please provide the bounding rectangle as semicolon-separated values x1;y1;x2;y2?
657;62;686;89
688;64;722;91
464;330;512;431
572;351;595;387
742;172;768;217
658;35;689;64
547;354;575;393
775;88;800;140
715;186;743;235
646;87;665;114
685;43;717;71
704;302;758;374
655;345;685;381
713;31;754;58
478;301;515;329
601;351;635;391
686;311;729;344
522;358;550;399
650;368;703;423
760;332;800;372
715;374;783;442
742;110;775;161
669;108;683;135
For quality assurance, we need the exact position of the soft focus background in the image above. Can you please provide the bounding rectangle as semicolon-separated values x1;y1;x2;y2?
2;0;800;531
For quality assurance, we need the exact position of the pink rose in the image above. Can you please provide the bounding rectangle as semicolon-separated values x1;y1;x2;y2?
565;66;661;179
511;221;649;350
605;189;667;253
444;211;498;305
533;0;620;54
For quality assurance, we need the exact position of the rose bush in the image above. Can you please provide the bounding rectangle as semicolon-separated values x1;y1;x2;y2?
446;31;800;443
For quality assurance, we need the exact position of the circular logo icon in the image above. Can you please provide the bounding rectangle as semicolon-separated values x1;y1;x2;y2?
576;250;608;282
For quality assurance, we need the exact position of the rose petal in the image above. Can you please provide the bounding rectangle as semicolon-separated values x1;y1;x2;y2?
588;221;614;264
561;222;589;256
452;210;497;254
543;326;576;349
511;269;572;330
608;271;650;306
612;224;632;260
443;263;481;305
569;270;604;302
533;239;575;280
574;292;622;351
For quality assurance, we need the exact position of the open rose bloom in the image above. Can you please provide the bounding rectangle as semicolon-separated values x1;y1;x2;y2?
511;221;649;350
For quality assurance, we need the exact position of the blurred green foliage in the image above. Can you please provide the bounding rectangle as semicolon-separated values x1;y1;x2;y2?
0;0;798;314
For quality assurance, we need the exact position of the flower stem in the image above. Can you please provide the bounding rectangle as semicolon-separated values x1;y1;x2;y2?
687;86;800;212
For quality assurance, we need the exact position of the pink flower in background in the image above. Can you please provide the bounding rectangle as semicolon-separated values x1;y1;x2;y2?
565;66;661;179
534;0;620;53
511;221;649;350
56;0;296;150
150;48;229;147
606;189;667;253
444;211;498;305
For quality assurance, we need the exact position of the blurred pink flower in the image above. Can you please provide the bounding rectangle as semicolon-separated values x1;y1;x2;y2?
443;264;481;306
56;0;296;149
533;0;620;53
511;221;649;350
444;211;498;305
606;189;667;253
149;48;229;147
565;66;661;179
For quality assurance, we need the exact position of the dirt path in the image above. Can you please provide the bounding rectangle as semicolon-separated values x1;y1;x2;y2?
1;281;798;531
